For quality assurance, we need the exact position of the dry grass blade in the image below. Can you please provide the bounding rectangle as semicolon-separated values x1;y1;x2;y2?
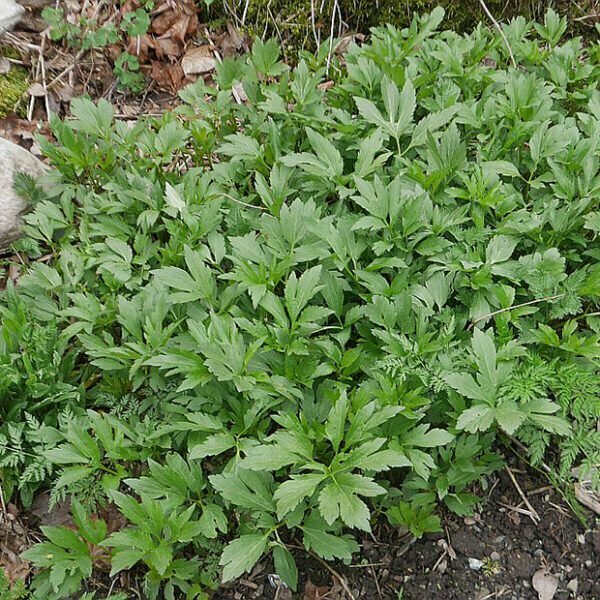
505;466;540;523
479;0;517;68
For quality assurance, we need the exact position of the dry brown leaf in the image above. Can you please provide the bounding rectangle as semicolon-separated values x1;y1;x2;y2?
532;568;559;600
151;9;178;35
120;0;142;15
168;14;192;45
232;82;248;103
0;513;32;584
574;482;600;515
150;59;184;92
181;46;215;76
303;580;331;600
54;83;74;102
17;0;54;7
151;36;183;60
126;33;152;63
30;491;73;527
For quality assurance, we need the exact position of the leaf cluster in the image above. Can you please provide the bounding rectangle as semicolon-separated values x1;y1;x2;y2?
3;7;600;597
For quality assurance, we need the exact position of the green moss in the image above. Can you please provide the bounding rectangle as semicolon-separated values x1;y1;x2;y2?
0;47;28;118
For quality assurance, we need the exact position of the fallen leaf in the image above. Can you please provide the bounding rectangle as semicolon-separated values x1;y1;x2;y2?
30;491;73;527
150;59;184;92
574;482;600;515
28;82;46;97
151;36;183;60
126;33;153;63
0;513;32;584
304;580;330;600
182;46;215;76
532;568;559;600
54;83;74;103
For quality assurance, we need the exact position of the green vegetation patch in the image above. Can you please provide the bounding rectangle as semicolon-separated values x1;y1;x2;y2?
0;48;28;118
1;7;600;599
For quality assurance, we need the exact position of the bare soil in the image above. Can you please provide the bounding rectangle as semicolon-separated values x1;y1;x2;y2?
215;463;600;600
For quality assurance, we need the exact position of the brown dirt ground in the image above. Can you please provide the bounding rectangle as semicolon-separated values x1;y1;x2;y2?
215;464;600;600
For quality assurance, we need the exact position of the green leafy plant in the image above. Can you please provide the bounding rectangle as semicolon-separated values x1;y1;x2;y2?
5;6;600;598
101;491;214;599
0;568;27;600
21;499;108;599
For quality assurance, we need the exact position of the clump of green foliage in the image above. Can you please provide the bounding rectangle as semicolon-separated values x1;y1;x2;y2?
0;569;27;600
2;7;600;599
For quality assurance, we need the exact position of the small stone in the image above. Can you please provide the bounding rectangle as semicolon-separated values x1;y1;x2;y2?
585;560;592;568
533;568;559;600
534;548;545;558
523;580;530;588
0;137;47;251
0;0;24;35
490;551;501;561
577;534;585;545
567;579;578;594
468;557;483;571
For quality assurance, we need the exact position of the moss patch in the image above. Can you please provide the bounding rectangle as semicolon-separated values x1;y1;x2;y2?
0;48;28;118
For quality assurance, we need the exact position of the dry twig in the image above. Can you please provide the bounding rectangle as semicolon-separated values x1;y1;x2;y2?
479;0;517;68
504;465;540;523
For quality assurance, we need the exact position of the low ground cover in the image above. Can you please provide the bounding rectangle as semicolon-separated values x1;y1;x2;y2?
0;7;599;599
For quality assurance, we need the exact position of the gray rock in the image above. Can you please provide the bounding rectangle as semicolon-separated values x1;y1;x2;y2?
0;0;24;35
0;137;47;250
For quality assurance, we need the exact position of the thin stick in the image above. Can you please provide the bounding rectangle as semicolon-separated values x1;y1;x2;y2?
505;433;552;474
220;192;267;211
288;542;356;600
479;0;517;68
241;0;250;25
310;0;320;47
504;466;540;523
40;36;51;119
470;293;565;328
527;485;553;496
499;501;538;518
431;549;448;573
326;0;339;73
307;549;356;600
0;483;6;517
